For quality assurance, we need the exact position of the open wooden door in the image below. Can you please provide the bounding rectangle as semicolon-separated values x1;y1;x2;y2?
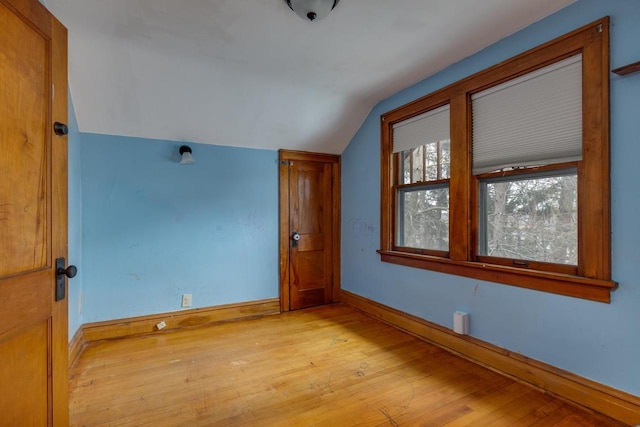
0;0;69;425
279;150;340;311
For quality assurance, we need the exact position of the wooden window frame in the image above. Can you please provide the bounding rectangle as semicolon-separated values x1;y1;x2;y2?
379;18;616;303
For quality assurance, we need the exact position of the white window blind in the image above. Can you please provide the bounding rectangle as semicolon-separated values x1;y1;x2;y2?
393;104;450;153
471;54;582;175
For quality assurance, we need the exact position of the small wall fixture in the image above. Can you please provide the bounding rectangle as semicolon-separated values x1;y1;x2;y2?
179;145;195;165
285;0;340;22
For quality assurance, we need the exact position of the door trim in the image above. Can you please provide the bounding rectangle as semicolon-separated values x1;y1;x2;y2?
279;150;341;312
51;14;69;427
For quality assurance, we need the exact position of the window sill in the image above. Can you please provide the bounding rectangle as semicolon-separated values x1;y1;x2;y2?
377;250;616;303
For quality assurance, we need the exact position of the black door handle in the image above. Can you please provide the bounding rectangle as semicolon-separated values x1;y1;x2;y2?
57;265;77;279
55;258;77;301
54;122;68;136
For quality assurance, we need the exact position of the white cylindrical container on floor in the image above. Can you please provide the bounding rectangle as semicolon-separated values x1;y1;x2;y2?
453;311;470;335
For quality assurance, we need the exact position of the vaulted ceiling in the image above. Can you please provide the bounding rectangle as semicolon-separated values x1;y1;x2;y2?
46;0;575;154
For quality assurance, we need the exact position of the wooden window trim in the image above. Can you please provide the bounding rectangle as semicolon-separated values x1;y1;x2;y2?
379;17;615;303
397;179;450;190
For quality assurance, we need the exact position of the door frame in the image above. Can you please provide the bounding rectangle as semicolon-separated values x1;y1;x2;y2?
278;150;341;312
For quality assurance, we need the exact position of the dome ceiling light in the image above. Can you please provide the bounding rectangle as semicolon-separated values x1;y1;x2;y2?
285;0;340;22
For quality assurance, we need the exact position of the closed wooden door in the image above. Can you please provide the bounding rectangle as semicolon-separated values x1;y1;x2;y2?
279;150;340;311
0;0;69;425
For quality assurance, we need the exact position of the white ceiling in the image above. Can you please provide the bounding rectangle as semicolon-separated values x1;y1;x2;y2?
46;0;575;154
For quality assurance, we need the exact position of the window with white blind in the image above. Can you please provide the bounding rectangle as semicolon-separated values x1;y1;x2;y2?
473;54;582;268
392;105;450;253
379;18;615;302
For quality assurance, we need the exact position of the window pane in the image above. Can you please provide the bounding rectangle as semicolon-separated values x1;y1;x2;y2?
411;146;423;182
424;142;437;180
439;140;450;179
399;140;450;184
401;151;411;184
479;171;577;265
397;185;449;251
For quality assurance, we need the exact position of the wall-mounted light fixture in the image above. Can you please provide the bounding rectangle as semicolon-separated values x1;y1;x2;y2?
179;145;195;165
285;0;340;22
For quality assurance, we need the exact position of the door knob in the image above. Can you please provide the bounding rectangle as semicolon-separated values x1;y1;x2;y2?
292;231;300;247
57;265;77;279
53;122;68;136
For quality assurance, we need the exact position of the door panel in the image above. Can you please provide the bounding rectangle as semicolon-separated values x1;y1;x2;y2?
0;271;52;337
0;322;49;426
280;151;340;311
290;161;331;309
0;0;68;424
0;0;48;277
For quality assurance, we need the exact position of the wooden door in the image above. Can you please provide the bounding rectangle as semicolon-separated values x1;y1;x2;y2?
0;0;69;425
279;150;340;311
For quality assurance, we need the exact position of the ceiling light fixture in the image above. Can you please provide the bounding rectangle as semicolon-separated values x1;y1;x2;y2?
285;0;340;22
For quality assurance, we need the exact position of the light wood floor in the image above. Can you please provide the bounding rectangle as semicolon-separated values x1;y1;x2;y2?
69;304;623;426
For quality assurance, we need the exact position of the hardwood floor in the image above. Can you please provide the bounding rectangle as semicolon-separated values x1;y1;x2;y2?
69;304;624;426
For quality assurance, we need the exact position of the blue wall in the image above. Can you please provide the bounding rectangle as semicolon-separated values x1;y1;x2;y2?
67;93;83;338
342;0;640;395
80;134;279;322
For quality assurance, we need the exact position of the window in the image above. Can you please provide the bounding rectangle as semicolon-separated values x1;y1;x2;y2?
472;54;581;275
393;104;450;254
478;167;578;270
379;18;615;302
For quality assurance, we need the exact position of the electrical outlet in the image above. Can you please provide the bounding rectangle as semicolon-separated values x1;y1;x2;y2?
181;293;192;308
156;321;166;330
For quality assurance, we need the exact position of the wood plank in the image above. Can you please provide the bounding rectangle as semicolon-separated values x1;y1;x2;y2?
611;60;640;76
0;0;51;37
0;322;48;426
278;151;291;312
449;92;471;261
378;250;614;303
69;304;626;426
0;0;48;277
331;156;341;304
278;149;340;163
51;14;70;427
579;17;610;280
68;326;85;369
82;298;279;343
379;115;394;251
341;290;640;426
